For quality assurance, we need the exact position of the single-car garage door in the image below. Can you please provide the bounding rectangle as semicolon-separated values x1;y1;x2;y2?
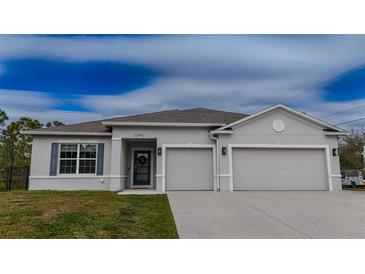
233;148;328;190
166;148;214;191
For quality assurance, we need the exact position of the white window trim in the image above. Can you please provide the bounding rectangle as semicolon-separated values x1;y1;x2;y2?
130;147;154;189
227;144;333;192
56;140;105;144
161;144;217;192
57;143;98;176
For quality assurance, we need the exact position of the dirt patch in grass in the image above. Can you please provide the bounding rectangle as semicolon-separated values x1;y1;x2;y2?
0;191;178;239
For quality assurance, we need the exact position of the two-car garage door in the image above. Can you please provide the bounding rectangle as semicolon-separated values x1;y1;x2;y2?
164;147;328;191
232;148;328;190
166;148;214;191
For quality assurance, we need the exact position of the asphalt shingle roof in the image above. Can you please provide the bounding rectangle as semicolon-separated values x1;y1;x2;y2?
32;108;247;133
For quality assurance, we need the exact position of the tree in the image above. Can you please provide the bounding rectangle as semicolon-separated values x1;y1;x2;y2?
0;117;42;168
45;120;65;128
0;115;42;190
0;109;9;167
0;110;66;189
0;109;65;168
0;108;9;130
339;128;365;170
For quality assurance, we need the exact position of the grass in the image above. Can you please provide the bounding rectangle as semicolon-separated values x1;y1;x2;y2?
343;187;365;191
0;191;178;239
342;184;365;191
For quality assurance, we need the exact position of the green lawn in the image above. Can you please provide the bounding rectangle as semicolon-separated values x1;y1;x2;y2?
0;191;178;239
342;185;365;191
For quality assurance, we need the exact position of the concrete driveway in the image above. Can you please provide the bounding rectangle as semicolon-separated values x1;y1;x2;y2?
167;191;365;238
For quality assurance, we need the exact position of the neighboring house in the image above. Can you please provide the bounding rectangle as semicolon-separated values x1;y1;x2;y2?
24;104;347;192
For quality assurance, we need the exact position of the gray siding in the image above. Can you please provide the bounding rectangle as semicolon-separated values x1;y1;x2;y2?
218;109;341;191
112;126;214;192
30;178;111;190
29;136;112;190
28;108;342;192
29;127;214;191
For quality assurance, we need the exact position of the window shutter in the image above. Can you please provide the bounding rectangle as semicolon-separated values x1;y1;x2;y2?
97;143;104;175
50;143;58;176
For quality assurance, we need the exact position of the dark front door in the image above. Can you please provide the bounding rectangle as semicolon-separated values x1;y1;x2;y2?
133;150;151;186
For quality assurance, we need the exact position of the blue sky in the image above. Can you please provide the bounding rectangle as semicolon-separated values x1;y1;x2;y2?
0;35;364;128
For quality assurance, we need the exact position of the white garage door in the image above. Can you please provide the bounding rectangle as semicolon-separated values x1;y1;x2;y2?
166;148;214;191
233;148;328;190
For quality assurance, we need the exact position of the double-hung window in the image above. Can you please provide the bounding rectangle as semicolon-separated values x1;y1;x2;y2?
59;144;78;174
78;144;97;174
59;144;97;175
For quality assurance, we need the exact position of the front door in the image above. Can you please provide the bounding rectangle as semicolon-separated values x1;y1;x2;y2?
133;150;151;187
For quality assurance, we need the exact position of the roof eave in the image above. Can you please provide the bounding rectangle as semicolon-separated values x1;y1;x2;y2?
211;130;234;134
323;131;349;136
22;131;112;136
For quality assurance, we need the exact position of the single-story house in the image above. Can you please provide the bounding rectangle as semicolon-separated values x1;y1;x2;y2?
24;104;347;192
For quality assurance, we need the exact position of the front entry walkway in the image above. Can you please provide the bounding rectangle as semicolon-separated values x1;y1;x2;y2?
167;191;365;239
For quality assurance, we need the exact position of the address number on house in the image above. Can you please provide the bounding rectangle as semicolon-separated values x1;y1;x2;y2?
134;132;145;137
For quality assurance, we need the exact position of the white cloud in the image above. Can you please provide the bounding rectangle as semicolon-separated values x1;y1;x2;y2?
2;35;365;80
1;35;365;127
296;97;365;130
0;89;103;124
2;106;104;125
1;89;55;110
79;77;365;128
79;77;299;114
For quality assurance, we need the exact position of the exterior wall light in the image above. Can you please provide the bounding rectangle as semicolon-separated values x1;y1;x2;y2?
222;147;227;156
157;147;162;156
332;148;339;156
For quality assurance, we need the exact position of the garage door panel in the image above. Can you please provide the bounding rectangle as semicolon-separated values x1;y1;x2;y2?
233;148;328;190
166;148;214;191
236;160;322;171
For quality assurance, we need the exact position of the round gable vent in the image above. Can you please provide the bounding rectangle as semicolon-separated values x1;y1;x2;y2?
272;119;285;132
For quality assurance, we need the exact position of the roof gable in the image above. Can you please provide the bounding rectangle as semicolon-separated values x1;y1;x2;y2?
214;104;346;134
